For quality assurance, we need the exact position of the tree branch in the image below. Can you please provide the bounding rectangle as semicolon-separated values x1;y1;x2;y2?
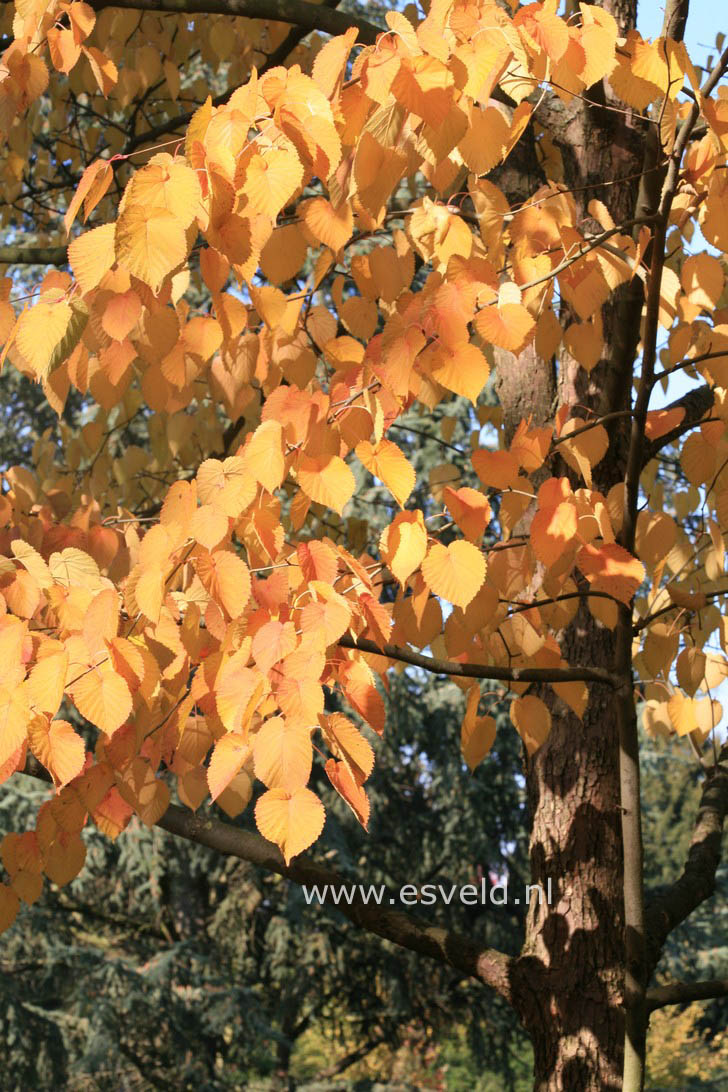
20;759;513;1001
157;806;513;998
645;751;728;968
86;0;381;43
119;0;371;155
646;977;728;1013
0;245;68;266
338;634;618;687
642;385;715;463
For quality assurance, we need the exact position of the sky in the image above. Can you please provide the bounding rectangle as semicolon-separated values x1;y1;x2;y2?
637;1;725;411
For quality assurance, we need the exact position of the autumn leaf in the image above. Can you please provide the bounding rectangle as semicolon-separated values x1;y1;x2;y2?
510;695;551;755
421;541;486;609
461;686;496;772
255;786;326;865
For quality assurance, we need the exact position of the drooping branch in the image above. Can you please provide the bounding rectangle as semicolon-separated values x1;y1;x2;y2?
0;245;68;266
645;753;728;968
20;760;513;1000
646;977;728;1012
338;634;619;687
85;0;381;43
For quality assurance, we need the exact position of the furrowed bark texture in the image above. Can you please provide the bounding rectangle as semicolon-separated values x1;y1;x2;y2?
494;1;645;1085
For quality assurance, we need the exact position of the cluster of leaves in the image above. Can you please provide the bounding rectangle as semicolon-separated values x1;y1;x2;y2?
0;665;530;1089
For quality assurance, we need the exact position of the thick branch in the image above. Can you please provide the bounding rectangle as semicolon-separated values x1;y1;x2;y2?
645;755;728;967
157;806;512;997
20;759;512;1000
338;634;618;687
647;977;728;1012
86;0;381;42
0;246;68;266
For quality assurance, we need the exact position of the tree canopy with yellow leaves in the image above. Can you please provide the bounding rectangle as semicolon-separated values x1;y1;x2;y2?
2;0;728;1087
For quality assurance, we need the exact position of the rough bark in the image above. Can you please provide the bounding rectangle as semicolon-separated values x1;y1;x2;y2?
493;1;646;1084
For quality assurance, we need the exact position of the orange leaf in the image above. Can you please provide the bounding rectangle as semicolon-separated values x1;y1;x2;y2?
297;453;355;514
531;501;578;568
576;542;645;603
461;686;496;772
356;439;415;507
253;715;313;792
303;196;354;251
325;758;370;829
27;716;85;787
474;303;535;353
510;695;551;755
319;712;374;782
443;487;491;543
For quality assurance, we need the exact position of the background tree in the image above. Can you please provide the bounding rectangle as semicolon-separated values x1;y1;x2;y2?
2;2;728;1091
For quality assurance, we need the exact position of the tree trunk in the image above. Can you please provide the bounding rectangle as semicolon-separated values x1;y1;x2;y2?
491;1;649;1085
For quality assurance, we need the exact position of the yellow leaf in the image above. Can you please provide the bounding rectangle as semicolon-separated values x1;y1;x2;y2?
244;420;286;494
558;419;608;487
243;149;304;219
49;547;103;589
0;686;30;767
356;439;415;508
667;690;698;736
126;157;202;228
297;453;355;514
26;646;68;716
255;786;326;864
207;733;252;801
69;662;132;736
115;205;188;292
68;223;116;293
16;298;72;379
421;540;486;609
510;695;551;754
379;510;427;585
196;549;251;618
461;686;496;772
196;456;256;518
